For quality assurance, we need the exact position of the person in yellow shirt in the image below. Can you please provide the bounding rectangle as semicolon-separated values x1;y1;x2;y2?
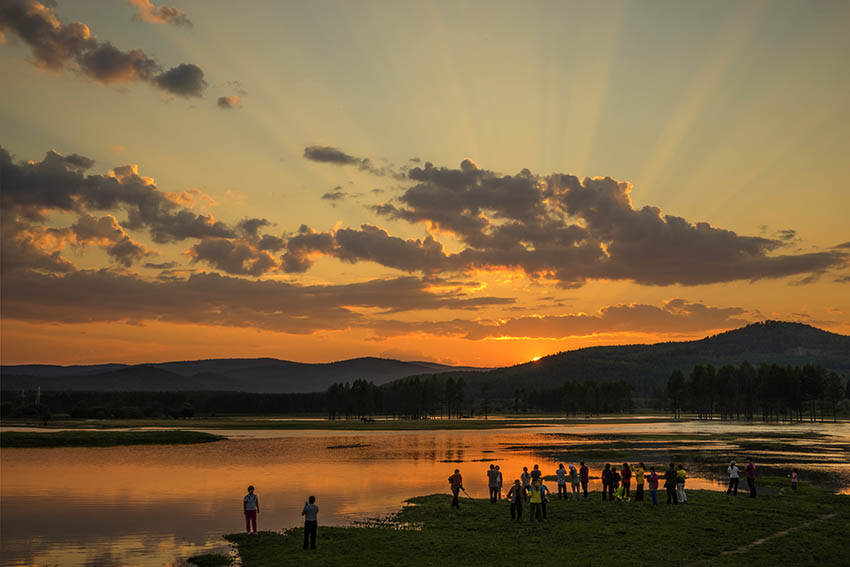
528;480;544;522
676;464;688;504
634;462;646;501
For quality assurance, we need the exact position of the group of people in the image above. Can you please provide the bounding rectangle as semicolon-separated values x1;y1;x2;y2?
242;486;320;550
450;457;766;520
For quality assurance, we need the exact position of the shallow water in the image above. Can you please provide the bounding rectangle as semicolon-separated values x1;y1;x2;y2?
1;420;848;566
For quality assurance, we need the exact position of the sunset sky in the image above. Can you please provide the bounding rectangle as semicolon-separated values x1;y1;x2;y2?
1;0;848;367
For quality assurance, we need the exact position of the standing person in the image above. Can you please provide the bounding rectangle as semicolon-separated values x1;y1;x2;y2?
664;463;678;505
648;466;659;506
601;464;612;500
528;481;543;522
610;468;621;502
569;464;580;498
521;467;531;494
676;464;688;504
507;479;525;520
495;465;503;500
556;464;567;499
634;462;645;502
621;463;632;499
746;458;757;498
540;481;550;520
243;485;259;534
488;464;498;503
791;468;798;491
302;496;318;550
448;469;463;508
579;461;589;498
727;461;740;496
531;464;542;484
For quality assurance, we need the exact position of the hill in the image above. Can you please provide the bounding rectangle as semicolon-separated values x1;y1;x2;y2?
394;321;850;398
0;357;485;393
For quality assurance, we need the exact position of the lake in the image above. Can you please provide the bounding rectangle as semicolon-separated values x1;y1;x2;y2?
2;419;848;566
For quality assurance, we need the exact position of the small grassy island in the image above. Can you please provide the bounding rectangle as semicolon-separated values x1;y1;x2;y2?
0;430;224;448
194;478;849;567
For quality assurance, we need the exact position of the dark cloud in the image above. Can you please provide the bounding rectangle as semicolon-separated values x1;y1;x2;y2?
144;261;177;269
303;145;405;178
834;242;850;249
356;159;847;287
303;145;359;165
367;299;751;341
216;95;240;109
154;63;206;97
1;147;236;243
321;187;346;201
0;270;513;334
0;0;204;97
188;238;279;277
127;0;192;27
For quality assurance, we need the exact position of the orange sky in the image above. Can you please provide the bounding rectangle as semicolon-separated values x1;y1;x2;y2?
1;0;848;367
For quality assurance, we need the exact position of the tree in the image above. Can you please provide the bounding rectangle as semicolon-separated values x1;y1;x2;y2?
824;371;843;423
666;370;685;419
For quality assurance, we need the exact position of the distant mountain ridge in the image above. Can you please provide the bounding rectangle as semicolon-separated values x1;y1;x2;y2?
2;321;847;395
0;357;486;393
413;321;850;398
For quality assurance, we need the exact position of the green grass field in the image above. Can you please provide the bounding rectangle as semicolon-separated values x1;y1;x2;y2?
203;478;849;567
0;430;224;447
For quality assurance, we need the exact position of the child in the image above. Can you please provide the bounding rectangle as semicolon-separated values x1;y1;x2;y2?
243;485;259;534
791;468;798;491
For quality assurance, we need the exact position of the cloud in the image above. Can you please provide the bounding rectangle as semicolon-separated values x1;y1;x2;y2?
144;261;177;269
0;270;513;334
834;241;850;249
216;95;240;109
188;237;280;277
321;187;346;201
127;0;191;27
0;0;205;97
1;146;236;243
303;145;404;178
367;299;752;341
776;229;797;241
153;63;206;97
354;159;847;287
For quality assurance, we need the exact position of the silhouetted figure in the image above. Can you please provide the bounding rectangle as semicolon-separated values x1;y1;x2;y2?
302;496;318;549
556;463;567;499
621;463;632;499
746;458;757;498
610;469;621;502
243;485;259;534
727;461;740;495
791;468;798;491
448;469;463;508
664;463;678;505
495;465;503;500
676;464;688;503
530;464;542;484
648;466;659;506
521;467;531;500
540;481;550;519
579;462;589;498
529;481;543;522
634;462;645;501
601;464;612;500
569;464;580;497
507;479;525;520
488;464;499;503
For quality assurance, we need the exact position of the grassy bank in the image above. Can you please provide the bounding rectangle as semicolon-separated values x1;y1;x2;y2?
211;478;849;566
0;430;225;448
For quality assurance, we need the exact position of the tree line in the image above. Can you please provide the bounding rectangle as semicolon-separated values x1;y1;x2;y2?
665;362;848;422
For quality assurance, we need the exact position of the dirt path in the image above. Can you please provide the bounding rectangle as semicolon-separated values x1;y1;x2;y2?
697;512;837;564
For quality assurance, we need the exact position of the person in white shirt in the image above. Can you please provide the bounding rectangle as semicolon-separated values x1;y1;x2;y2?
243;485;259;534
727;461;740;496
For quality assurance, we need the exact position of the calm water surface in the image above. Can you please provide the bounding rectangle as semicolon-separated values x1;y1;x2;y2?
2;421;848;566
